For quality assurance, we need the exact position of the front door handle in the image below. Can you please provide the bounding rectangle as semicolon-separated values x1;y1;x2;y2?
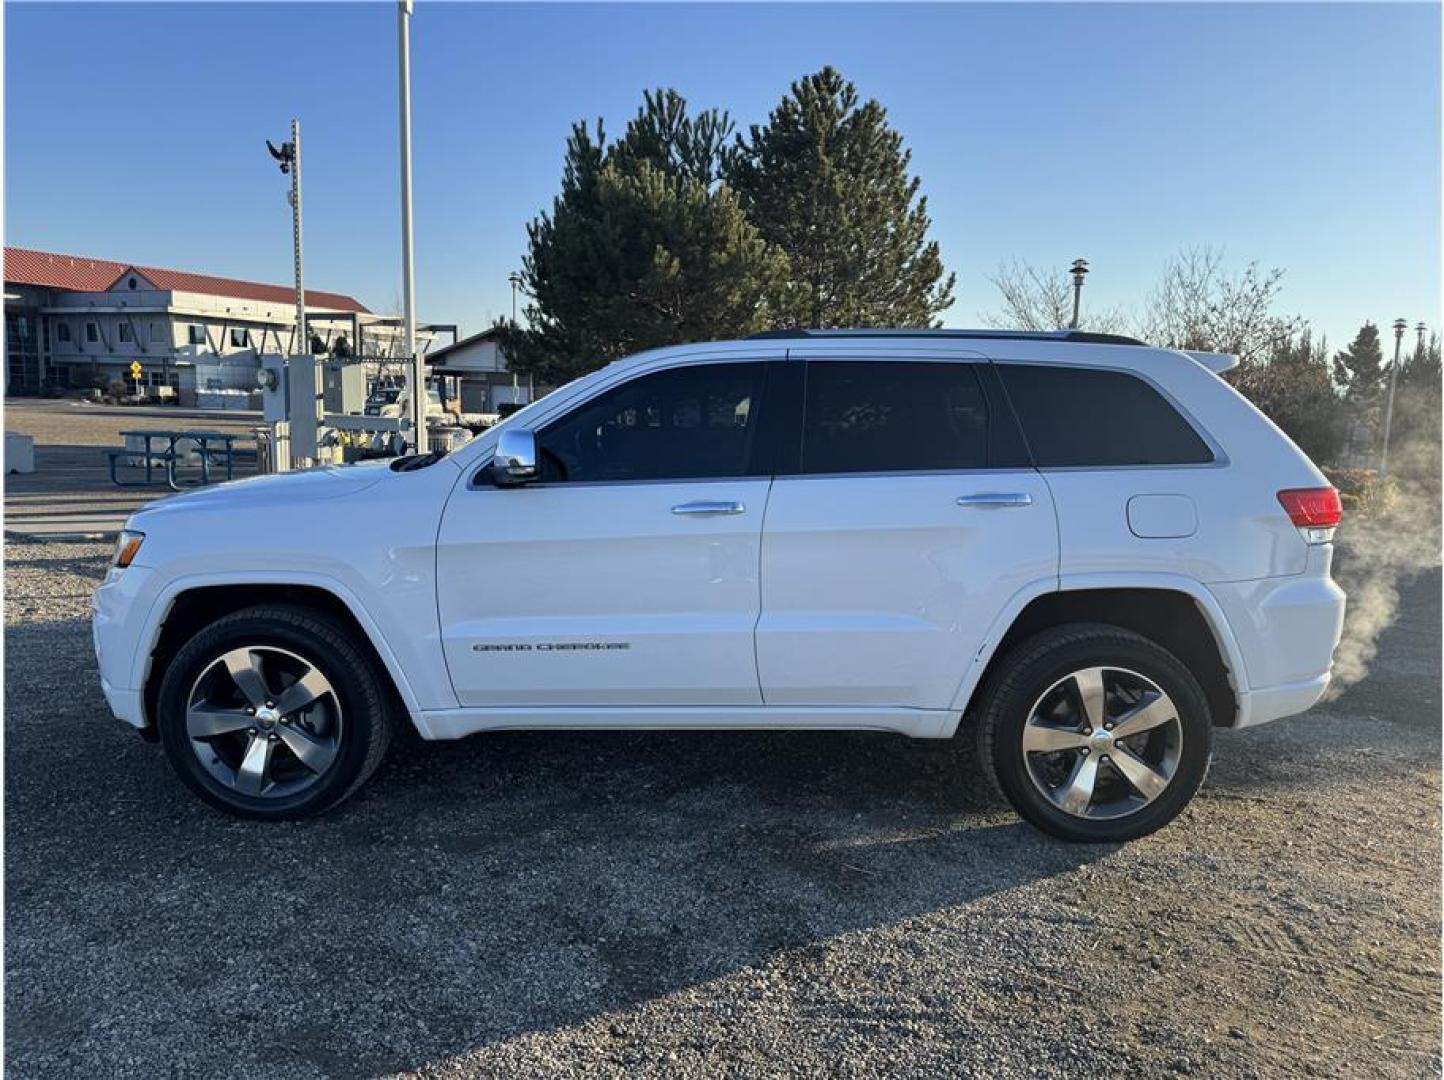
672;500;746;516
957;492;1033;509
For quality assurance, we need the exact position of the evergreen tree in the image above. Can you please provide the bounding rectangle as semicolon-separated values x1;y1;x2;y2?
725;67;955;328
506;90;787;385
1332;322;1386;407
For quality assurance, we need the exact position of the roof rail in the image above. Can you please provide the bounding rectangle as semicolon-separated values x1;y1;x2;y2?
747;328;1147;347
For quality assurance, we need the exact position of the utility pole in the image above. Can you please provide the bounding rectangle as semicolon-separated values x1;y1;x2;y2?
1379;317;1406;476
1069;258;1089;329
398;0;427;453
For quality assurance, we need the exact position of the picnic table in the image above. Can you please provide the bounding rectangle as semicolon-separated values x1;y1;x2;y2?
109;429;251;490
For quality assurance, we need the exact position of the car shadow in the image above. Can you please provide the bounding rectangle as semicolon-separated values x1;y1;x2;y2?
5;614;1117;1076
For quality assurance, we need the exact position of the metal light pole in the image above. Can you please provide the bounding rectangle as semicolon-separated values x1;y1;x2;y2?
1417;321;1428;356
1069;258;1089;329
265;122;305;354
1379;317;1407;476
398;0;426;453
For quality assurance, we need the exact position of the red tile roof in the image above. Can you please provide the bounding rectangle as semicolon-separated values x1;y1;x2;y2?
3;246;370;313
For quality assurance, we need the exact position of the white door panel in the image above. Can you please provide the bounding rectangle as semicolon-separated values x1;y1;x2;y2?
757;472;1057;709
438;480;770;706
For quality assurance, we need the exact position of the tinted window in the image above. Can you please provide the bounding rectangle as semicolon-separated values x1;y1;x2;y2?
800;361;996;474
998;364;1213;467
538;362;767;483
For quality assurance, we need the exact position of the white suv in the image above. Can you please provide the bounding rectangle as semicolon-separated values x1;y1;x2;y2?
92;330;1346;841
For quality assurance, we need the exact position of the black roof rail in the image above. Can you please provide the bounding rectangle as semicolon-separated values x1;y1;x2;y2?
747;328;1146;347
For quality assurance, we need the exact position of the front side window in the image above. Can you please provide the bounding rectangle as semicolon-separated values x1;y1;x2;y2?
800;361;995;474
537;362;767;483
998;364;1214;467
55;322;72;343
188;325;207;346
229;328;250;348
118;322;133;343
85;322;99;343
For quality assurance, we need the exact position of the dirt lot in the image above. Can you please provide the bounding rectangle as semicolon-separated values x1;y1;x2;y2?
4;538;1440;1078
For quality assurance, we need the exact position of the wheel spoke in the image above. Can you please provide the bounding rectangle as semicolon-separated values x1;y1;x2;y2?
187;706;254;739
1071;667;1108;731
1055;752;1100;816
222;649;271;709
272;665;332;719
277;725;337;774
234;733;274;795
1110;747;1170;802
1109;693;1177;740
1023;724;1092;754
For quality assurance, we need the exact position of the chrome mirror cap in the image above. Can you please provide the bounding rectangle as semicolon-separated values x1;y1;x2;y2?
491;428;539;486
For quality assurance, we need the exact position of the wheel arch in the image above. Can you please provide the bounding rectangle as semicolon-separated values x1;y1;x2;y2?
139;577;428;737
951;577;1243;733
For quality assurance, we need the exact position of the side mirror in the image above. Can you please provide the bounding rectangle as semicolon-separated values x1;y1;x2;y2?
490;427;539;486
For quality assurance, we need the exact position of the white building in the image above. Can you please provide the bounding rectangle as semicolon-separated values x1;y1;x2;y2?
4;246;436;403
424;326;541;412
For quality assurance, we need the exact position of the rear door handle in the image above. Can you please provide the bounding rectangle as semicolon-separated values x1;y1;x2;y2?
672;500;746;516
956;492;1033;509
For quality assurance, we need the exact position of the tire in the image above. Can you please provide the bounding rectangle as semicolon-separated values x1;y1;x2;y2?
970;623;1213;842
156;604;394;820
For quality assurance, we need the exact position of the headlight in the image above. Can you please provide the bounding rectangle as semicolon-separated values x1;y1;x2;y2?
112;529;145;569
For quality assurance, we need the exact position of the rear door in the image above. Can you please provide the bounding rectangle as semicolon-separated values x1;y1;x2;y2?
755;350;1058;710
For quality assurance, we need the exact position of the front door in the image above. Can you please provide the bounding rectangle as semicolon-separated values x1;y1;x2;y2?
755;355;1058;710
437;359;778;707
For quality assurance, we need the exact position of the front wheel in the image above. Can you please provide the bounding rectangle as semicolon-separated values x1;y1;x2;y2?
156;604;394;820
972;624;1213;842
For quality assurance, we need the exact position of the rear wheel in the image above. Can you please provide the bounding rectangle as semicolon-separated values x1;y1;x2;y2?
971;624;1213;842
156;604;393;820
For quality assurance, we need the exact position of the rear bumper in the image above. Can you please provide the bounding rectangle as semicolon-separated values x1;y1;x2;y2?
1235;672;1331;729
1208;549;1345;728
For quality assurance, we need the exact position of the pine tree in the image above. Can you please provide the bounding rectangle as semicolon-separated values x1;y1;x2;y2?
1332;322;1386;407
506;90;787;385
725;67;955;329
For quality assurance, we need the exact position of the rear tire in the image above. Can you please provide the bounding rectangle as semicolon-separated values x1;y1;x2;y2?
156;604;393;820
970;623;1213;842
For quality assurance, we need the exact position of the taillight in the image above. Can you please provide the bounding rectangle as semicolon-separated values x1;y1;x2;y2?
1278;487;1341;543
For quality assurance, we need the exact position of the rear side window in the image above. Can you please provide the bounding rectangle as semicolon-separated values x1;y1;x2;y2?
998;364;1214;467
801;361;1010;474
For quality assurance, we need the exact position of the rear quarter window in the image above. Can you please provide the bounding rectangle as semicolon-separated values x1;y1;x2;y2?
997;364;1214;467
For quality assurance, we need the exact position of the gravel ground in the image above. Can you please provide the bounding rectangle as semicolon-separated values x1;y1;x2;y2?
4;540;1440;1078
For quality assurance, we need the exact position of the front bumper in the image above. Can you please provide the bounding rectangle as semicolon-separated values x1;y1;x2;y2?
91;565;158;730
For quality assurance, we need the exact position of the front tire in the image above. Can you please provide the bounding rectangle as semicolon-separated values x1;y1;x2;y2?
972;624;1213;842
156;604;393;820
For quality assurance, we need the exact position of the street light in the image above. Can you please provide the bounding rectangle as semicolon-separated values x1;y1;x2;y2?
1069;258;1089;329
1379;317;1407;476
1417;321;1428;355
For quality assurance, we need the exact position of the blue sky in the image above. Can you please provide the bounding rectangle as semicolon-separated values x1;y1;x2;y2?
5;3;1439;350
